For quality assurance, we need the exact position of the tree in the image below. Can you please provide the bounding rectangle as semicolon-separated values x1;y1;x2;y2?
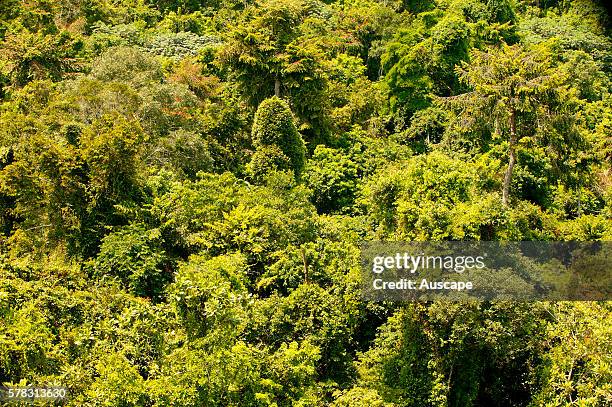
0;0;611;404
217;0;313;103
354;303;549;406
246;144;291;182
168;252;250;339
217;0;329;140
251;96;306;177
441;42;578;206
148;129;214;179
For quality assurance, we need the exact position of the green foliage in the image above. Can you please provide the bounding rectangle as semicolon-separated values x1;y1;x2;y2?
532;302;612;406
251;96;306;176
217;0;330;139
146;170;317;262
0;27;82;88
519;13;611;65
246;144;292;182
90;46;163;85
217;0;315;102
81;115;145;202
397;106;448;151
250;282;359;383
441;41;589;206
364;151;487;237
156;11;213;35
0;0;610;405
304;145;358;213
148;129;214;179
332;387;389;407
84;352;149;405
86;21;147;53
145;31;220;59
381;0;518;127
70;47;201;137
355;303;549;406
326;54;385;131
168;252;249;339
454;0;517;25
92;223;170;300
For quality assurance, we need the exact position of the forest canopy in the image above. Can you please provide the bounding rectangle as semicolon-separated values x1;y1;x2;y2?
0;0;610;406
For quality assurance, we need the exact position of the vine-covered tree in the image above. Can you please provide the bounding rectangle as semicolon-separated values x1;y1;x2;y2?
250;96;306;177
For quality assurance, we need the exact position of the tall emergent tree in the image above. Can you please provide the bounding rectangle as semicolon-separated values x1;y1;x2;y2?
442;42;579;206
219;0;315;103
218;0;329;141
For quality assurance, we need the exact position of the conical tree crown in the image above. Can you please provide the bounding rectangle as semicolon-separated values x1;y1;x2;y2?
251;96;306;175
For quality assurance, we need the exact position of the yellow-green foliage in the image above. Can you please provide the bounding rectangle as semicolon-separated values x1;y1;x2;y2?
0;0;610;405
